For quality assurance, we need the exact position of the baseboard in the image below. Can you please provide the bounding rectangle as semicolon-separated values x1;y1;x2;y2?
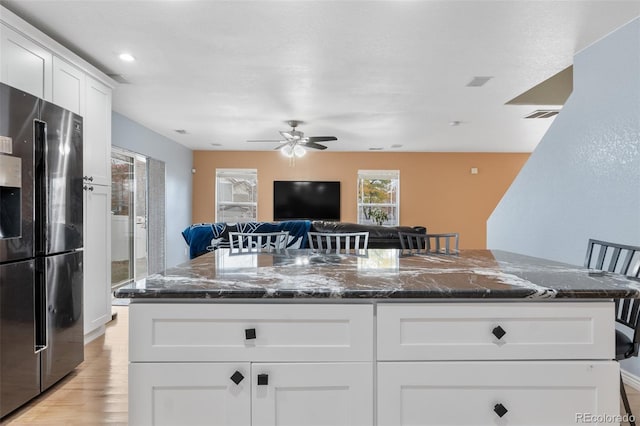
622;368;640;391
83;325;106;345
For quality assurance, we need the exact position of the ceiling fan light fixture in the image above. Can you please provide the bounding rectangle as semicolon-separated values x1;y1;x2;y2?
281;144;294;158
293;145;306;157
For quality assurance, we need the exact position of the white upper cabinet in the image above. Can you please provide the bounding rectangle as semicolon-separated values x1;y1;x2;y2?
0;23;52;100
84;76;112;186
52;56;84;115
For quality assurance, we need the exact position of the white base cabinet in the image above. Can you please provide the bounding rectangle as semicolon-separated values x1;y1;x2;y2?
129;363;251;426
130;362;373;426
128;302;619;426
378;361;619;426
252;363;373;426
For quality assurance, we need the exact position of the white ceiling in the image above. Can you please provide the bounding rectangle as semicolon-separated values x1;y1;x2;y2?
2;1;639;152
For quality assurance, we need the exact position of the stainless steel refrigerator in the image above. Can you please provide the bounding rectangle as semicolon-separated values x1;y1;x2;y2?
0;82;84;418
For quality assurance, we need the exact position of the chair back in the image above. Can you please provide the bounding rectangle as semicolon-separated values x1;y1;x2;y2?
228;231;289;251
399;232;459;255
398;232;428;254
307;232;369;252
584;239;640;277
584;239;640;357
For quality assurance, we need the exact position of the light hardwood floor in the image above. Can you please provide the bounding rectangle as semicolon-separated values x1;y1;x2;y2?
2;307;129;425
2;305;640;425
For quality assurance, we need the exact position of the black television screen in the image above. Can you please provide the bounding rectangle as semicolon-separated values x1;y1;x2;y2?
273;181;340;221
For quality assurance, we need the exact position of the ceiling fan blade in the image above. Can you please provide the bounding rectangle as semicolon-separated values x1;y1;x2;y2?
247;139;285;143
279;131;294;140
303;142;328;150
307;136;337;142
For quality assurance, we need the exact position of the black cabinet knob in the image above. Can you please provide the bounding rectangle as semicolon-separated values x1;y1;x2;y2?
245;328;256;340
257;373;269;386
230;371;244;385
494;403;508;418
492;325;506;340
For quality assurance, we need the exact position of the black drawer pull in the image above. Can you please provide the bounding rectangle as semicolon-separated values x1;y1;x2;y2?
494;403;508;418
230;371;244;385
245;328;256;340
257;373;269;386
492;325;506;340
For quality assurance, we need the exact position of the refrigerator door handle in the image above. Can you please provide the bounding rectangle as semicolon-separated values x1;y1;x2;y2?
34;119;47;256
34;258;47;353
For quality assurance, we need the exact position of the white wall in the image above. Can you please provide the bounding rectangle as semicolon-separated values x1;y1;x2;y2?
111;112;192;268
488;18;640;375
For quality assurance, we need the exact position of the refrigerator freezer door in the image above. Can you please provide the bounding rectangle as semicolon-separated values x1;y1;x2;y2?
36;101;83;255
0;83;36;263
40;250;84;390
0;259;39;418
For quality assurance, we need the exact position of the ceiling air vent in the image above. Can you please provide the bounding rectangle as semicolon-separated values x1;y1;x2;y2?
466;76;493;87
524;109;560;119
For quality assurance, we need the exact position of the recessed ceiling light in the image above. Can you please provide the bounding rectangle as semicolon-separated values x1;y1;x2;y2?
390;144;403;148
174;129;187;134
449;120;462;126
210;143;222;146
369;147;384;151
119;53;135;62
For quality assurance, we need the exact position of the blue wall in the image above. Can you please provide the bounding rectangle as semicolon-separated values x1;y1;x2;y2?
111;112;192;268
488;19;640;376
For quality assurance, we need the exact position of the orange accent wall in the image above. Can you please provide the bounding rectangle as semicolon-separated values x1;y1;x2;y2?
192;151;529;249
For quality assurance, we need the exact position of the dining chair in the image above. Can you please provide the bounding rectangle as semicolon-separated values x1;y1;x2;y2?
307;232;369;252
228;231;289;251
584;239;640;426
399;232;459;255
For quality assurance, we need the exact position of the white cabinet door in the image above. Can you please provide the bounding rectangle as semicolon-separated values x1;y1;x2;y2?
84;75;111;186
252;363;373;426
378;361;619;426
52;56;84;115
129;362;251;426
0;23;52;100
83;183;111;337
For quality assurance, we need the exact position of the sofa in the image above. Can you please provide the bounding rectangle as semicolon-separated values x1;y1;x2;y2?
182;220;426;259
309;221;426;249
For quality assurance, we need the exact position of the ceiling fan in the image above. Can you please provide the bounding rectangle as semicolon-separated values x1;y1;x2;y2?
247;120;337;157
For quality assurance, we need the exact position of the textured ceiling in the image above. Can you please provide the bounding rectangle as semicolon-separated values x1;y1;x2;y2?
2;1;639;152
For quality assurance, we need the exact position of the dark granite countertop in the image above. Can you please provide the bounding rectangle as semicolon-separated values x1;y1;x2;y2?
114;249;640;300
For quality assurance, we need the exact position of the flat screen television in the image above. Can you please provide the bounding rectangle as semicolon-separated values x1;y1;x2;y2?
273;181;340;221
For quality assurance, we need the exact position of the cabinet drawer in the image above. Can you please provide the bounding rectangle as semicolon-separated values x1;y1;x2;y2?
377;302;614;360
130;303;373;362
378;361;619;426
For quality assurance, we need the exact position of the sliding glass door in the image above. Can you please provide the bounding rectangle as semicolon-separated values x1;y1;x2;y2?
111;149;148;288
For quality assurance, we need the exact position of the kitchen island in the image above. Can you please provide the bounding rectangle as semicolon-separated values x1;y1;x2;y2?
115;248;640;426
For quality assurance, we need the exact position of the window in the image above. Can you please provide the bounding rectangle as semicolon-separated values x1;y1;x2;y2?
357;170;399;226
216;169;258;222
